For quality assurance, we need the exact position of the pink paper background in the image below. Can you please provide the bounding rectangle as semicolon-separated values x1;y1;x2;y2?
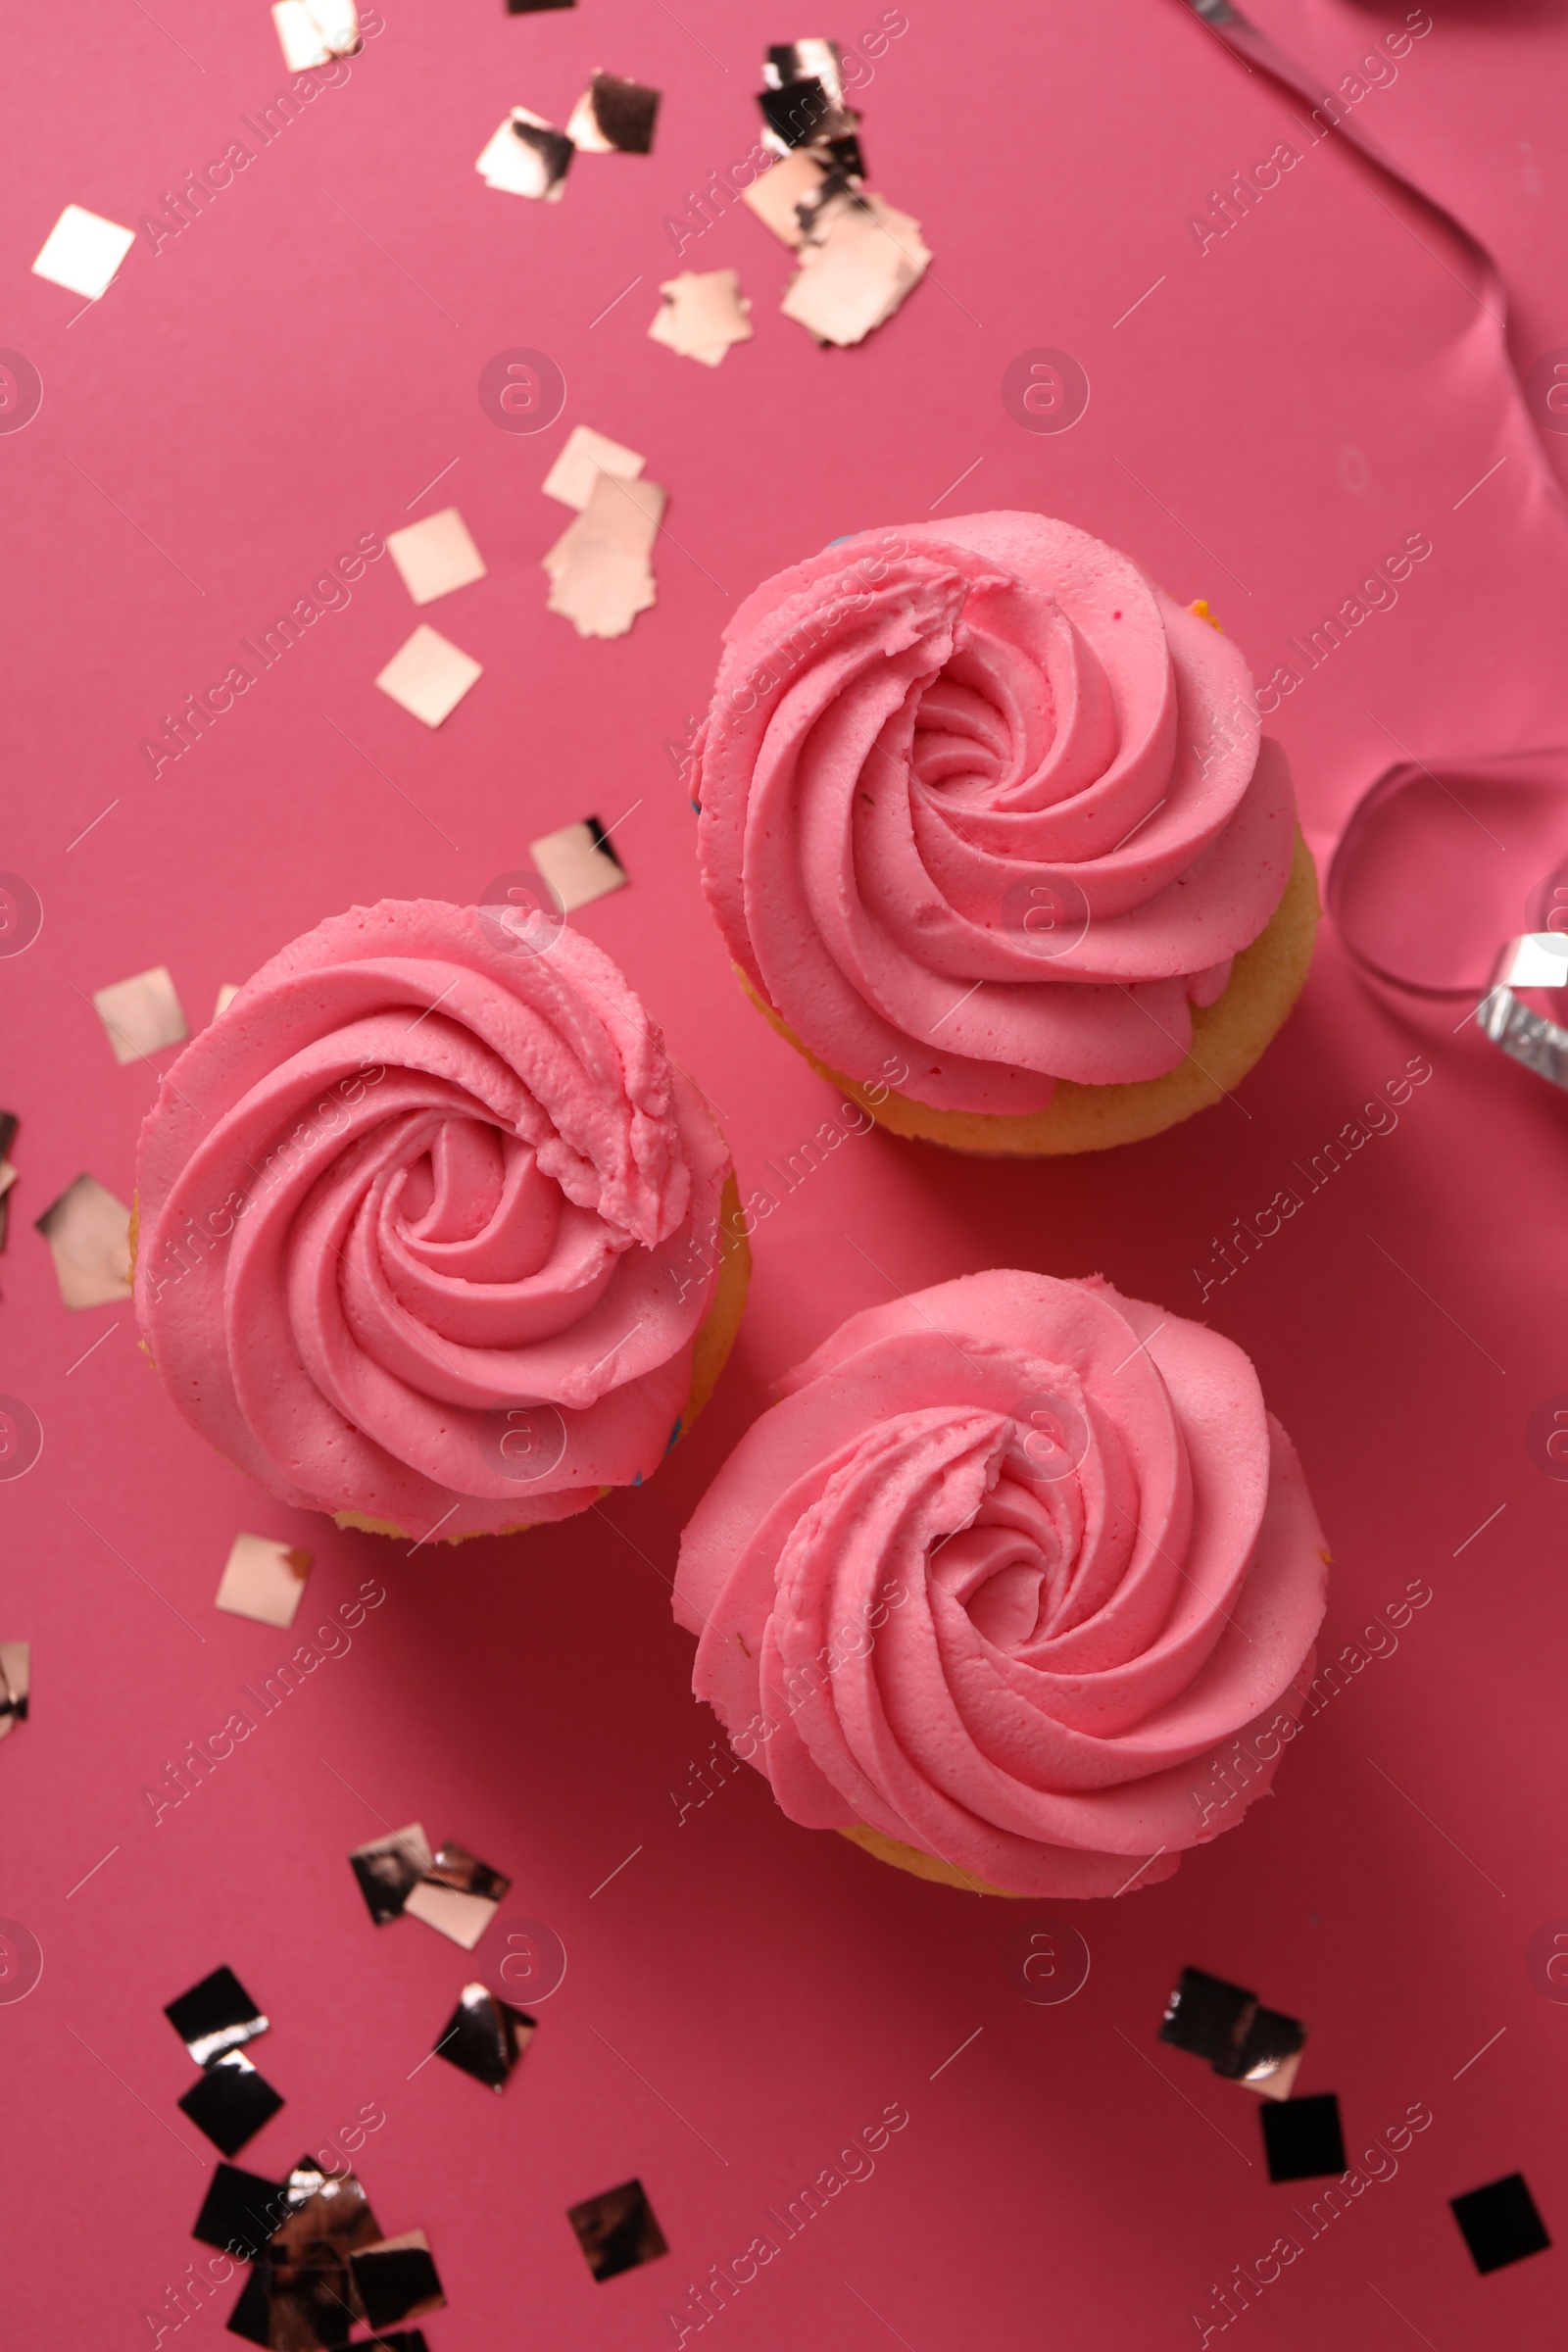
4;1;1568;2344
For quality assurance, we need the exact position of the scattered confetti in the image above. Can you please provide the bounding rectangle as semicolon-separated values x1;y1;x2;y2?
31;204;136;301
375;624;482;726
781;187;929;347
0;1642;30;1741
165;1965;271;2068
543;471;664;640
349;1827;508;1946
542;423;645;512
35;1173;132;1309
178;2050;285;2158
272;0;360;72
744;39;926;344
1158;1965;1306;2099
351;2231;448;2330
403;1840;512;1950
567;2179;668;2281
192;2161;285;2262
92;965;188;1064
760;43;862;178
1450;2172;1551;2274
566;70;662;155
385;508;487;607
530;816;627;912
477;108;574;201
649;269;753;368
0;1110;18;1251
1260;2093;1346;2181
434;1983;538;2093
742;149;832;247
267;2158;385;2344
350;1824;435;1926
216;1533;313;1631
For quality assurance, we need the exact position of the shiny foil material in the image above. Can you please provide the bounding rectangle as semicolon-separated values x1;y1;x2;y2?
1449;2173;1552;2275
349;1824;434;1924
263;2160;384;2351
34;1171;133;1307
224;2265;272;2345
566;2179;668;2280
421;1839;511;1904
476;109;574;201
0;1641;30;1738
1158;1965;1307;2100
0;1109;17;1250
758;39;861;169
350;2231;447;2329
1232;2006;1307;2100
350;1825;510;1948
91;963;188;1063
208;2155;441;2348
403;1840;512;1950
1260;2091;1347;2181
434;1982;538;2092
191;2162;290;2261
1160;1964;1254;2064
529;817;627;913
566;71;662;155
1479;934;1568;1088
165;1964;270;2068
177;2048;285;2158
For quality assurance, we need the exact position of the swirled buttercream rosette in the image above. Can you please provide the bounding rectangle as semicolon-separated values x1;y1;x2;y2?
694;512;1318;1155
674;1271;1328;1896
134;901;748;1541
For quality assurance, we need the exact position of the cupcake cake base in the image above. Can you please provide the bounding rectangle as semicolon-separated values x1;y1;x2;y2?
741;828;1319;1158
837;1823;1024;1897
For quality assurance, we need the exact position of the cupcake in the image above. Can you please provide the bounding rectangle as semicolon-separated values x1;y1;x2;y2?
134;901;749;1541
673;1271;1328;1896
693;514;1318;1154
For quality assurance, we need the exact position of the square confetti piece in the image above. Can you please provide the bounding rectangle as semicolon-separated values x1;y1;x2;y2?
215;1534;312;1630
567;2179;667;2281
1260;2093;1345;2181
529;816;626;912
375;625;482;726
31;204;135;300
92;965;188;1064
542;423;644;512
385;508;486;606
1450;2173;1551;2275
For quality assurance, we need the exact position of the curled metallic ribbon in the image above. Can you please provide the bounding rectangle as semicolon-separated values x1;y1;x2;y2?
1478;936;1568;1090
1185;2;1568;1088
1177;0;1566;515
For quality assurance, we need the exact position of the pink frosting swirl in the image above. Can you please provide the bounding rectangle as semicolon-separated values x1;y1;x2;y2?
674;1271;1327;1896
695;512;1296;1112
135;901;734;1536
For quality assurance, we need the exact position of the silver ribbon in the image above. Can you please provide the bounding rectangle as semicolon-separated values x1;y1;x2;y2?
1177;0;1566;525
1478;935;1568;1088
